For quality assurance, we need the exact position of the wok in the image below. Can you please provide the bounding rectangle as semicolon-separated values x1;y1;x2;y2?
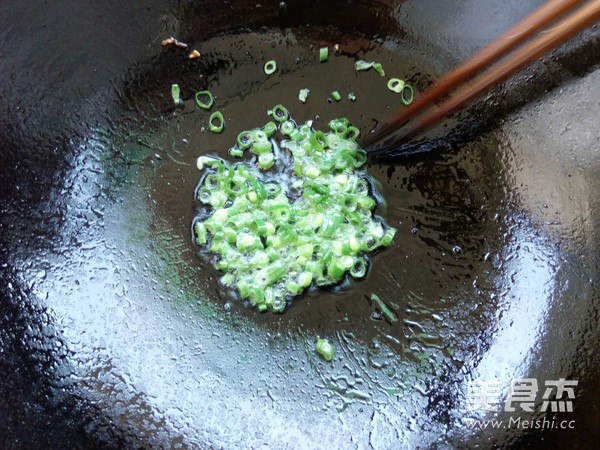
1;0;599;448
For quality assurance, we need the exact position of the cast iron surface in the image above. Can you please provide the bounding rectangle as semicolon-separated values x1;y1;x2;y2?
1;1;599;449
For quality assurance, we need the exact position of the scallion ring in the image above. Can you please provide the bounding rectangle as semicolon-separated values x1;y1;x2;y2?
264;60;277;75
387;78;405;94
401;84;414;105
208;111;225;133
345;126;360;141
195;90;214;110
263;121;277;137
271;104;289;122
280;120;295;135
237;130;254;149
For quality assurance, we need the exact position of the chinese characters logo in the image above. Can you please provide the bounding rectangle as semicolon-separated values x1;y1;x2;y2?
465;378;578;412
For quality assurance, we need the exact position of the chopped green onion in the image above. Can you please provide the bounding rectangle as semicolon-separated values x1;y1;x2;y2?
263;121;277;137
319;47;329;63
264;60;277;75
348;92;357;102
171;83;182;105
350;258;367;278
229;147;244;158
280;120;295;135
298;88;310;103
251;140;272;155
387;78;405;93
401;84;414;105
370;293;398;323
237;130;254;149
345;126;360;141
372;63;385;77
195;90;214;109
258;152;275;170
381;227;397;246
354;60;384;76
254;129;268;142
194;222;207;245
331;91;341;102
271;104;289;122
316;338;334;361
208;111;225;133
355;60;373;71
193;106;396;313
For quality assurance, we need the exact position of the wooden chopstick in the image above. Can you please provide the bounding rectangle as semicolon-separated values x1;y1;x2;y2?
368;0;600;153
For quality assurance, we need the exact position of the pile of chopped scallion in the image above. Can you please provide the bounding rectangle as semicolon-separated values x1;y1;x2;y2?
194;105;396;313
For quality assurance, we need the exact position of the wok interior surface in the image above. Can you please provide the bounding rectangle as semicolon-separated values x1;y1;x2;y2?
1;0;599;448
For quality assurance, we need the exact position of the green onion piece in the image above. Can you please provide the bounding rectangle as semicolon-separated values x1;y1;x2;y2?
251;179;267;200
271;104;289;122
272;297;286;313
221;273;235;286
229;147;244;158
331;91;341;102
381;227;397;246
266;261;287;284
203;174;220;191
329;117;349;134
286;280;302;295
249;287;265;305
258;152;275;170
327;258;345;280
372;63;385;77
316;338;334;361
298;272;313;287
237;130;254;149
209;111;225;133
252;219;268;236
197;187;211;204
370;294;398;323
387;78;405;93
348;92;357;101
253;129;268;142
298;88;310;103
320;214;343;238
263;121;277;137
171;83;182;105
354;60;384;76
351;151;367;169
355;60;373;71
319;47;329;63
251;141;272;155
280;120;295;135
309;131;327;151
236;233;260;252
304;165;320;179
350;258;367;278
345;126;360;141
195;90;214;109
237;281;250;299
194;222;207;245
401;84;414;105
264;60;277;75
264;182;282;197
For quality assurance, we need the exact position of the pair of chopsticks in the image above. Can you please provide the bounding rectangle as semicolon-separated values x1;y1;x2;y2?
367;0;600;155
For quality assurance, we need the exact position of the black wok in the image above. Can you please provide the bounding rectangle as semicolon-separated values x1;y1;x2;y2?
1;0;599;448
